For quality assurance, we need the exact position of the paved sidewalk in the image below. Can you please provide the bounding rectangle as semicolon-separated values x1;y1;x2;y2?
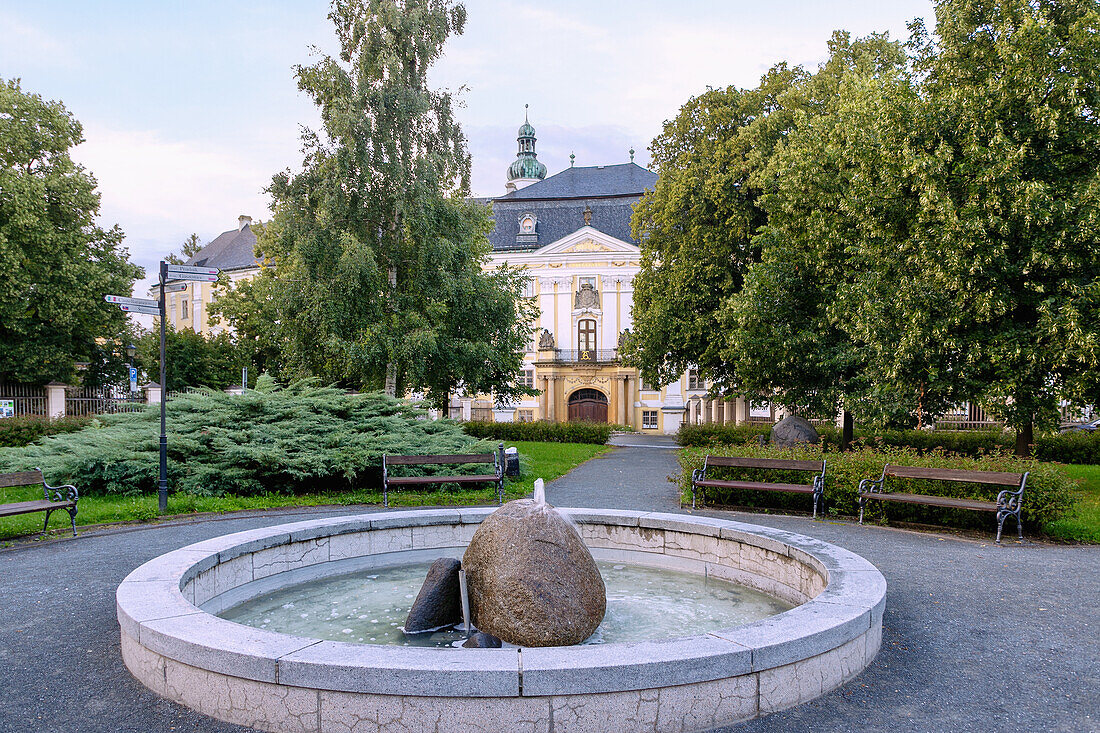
1;440;1098;733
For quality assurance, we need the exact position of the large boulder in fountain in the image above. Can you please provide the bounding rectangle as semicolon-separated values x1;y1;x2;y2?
404;557;462;634
462;499;606;647
770;415;820;447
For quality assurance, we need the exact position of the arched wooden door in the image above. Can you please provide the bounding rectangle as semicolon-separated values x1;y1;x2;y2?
568;388;608;423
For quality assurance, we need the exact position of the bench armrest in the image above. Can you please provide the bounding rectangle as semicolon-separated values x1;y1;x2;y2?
858;477;884;494
43;480;78;503
996;471;1027;512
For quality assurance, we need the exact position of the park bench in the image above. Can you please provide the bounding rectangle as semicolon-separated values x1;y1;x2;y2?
0;469;79;537
858;465;1027;543
690;456;826;518
382;444;505;508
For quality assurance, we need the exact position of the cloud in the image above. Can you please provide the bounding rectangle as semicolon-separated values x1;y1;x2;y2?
69;121;302;306
0;13;76;68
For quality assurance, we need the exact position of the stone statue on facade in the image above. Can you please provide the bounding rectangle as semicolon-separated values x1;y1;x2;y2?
574;283;600;310
538;329;555;350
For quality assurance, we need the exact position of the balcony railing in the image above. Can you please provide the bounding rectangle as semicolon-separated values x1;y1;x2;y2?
537;349;620;363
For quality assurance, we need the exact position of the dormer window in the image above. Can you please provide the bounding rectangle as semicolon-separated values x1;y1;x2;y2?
516;213;538;245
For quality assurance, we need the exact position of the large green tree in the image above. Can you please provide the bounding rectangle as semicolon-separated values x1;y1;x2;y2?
729;33;967;434
904;0;1100;452
624;65;808;390
0;79;142;386
135;325;245;392
261;0;533;410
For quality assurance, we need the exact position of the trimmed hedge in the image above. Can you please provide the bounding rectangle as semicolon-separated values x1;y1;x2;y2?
1035;431;1100;465
679;422;1100;464
0;415;92;448
462;420;611;445
679;443;1075;531
677;423;772;448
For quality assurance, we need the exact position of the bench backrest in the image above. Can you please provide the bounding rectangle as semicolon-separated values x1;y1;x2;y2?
883;465;1022;486
705;456;823;472
385;453;496;467
0;470;44;488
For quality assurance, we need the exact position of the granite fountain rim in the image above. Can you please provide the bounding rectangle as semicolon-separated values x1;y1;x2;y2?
116;506;886;698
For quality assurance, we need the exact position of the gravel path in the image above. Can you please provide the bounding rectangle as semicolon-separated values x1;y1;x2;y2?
1;436;1097;733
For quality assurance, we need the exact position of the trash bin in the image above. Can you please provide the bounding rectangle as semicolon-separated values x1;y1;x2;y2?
504;446;520;478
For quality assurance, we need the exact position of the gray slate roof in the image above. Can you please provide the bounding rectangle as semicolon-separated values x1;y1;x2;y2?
499;162;656;200
487;162;656;252
185;225;261;272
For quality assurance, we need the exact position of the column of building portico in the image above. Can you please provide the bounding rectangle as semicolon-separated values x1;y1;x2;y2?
624;375;634;427
687;399;697;426
546;377;556;422
734;397;748;425
539;376;549;420
711;398;721;425
616;376;627;425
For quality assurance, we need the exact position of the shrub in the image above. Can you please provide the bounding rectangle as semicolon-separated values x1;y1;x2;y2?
462;420;610;445
677;423;772;447
1034;431;1100;465
0;377;492;497
0;415;92;448
679;443;1075;531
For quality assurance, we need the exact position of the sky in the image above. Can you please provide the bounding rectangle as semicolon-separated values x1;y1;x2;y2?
1;0;935;301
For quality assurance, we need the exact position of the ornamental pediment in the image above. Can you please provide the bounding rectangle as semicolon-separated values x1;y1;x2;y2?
534;226;640;257
562;239;614;253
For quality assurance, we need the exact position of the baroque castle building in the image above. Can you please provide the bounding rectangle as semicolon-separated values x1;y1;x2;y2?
454;113;756;434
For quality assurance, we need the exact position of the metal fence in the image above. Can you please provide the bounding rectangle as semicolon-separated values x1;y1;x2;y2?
65;385;144;417
0;382;47;417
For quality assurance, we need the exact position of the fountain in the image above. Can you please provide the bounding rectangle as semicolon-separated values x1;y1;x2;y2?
117;501;886;732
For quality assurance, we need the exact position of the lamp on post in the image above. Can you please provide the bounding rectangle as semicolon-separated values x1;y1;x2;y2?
125;342;137;393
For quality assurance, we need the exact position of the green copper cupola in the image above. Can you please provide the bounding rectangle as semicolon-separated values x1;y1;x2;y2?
506;105;547;192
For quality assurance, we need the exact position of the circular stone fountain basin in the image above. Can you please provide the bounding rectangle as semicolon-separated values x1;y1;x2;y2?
218;560;794;647
117;508;886;733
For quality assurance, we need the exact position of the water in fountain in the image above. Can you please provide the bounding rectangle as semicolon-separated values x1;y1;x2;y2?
219;560;792;647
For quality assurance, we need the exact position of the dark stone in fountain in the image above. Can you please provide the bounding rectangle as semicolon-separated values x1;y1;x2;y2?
462;632;503;648
404;557;462;634
462;498;606;647
770;415;820;447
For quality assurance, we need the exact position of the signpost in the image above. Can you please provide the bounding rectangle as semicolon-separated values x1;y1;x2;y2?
105;260;220;513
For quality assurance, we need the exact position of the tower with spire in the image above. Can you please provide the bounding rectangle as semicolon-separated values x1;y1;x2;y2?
506;105;547;193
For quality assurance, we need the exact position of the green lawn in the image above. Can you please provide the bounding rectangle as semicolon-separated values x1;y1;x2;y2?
1044;464;1100;543
0;440;609;543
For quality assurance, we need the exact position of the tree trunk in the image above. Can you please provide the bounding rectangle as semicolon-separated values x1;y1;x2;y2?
384;265;398;397
841;410;854;452
1014;419;1033;457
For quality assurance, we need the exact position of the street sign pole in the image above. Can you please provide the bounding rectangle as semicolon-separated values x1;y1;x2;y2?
158;261;168;513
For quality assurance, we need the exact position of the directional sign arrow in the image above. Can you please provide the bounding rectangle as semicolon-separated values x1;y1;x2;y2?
105;294;159;308
162;282;188;293
118;303;162;316
166;264;219;276
165;273;219;283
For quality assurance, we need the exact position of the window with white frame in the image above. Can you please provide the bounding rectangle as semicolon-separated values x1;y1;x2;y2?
181;298;188;320
521;277;536;298
640;378;658;393
687;368;704;390
642;410;658;430
578;275;597;290
516;409;534;423
518;369;534;389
